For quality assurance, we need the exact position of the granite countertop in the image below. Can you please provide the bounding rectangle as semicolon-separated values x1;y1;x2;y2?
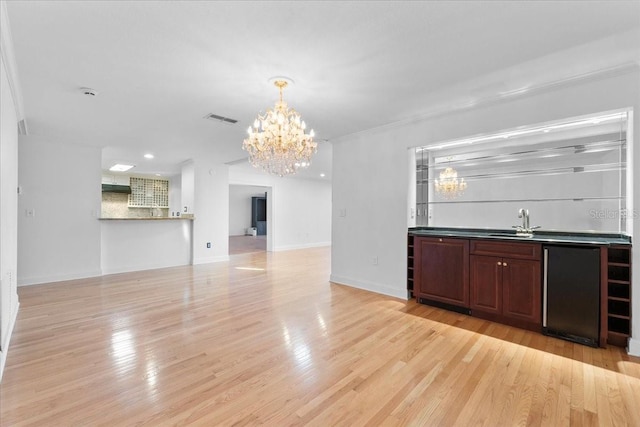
408;227;631;246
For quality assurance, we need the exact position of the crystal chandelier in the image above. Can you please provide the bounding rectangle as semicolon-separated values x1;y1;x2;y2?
434;167;467;199
243;79;317;177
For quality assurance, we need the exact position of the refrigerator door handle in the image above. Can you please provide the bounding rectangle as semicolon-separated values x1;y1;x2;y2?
543;248;549;328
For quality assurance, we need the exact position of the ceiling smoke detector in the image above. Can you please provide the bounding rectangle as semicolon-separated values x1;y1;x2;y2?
81;87;99;97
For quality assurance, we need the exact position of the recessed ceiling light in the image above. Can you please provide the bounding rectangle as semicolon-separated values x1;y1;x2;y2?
144;153;154;159
320;173;325;178
109;164;135;172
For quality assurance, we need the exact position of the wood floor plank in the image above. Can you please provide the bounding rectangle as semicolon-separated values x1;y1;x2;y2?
1;246;639;425
600;346;632;426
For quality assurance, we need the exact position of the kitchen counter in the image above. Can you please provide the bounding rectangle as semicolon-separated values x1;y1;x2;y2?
99;216;194;220
408;227;631;246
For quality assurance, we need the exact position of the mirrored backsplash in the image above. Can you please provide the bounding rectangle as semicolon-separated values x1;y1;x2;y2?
415;111;630;233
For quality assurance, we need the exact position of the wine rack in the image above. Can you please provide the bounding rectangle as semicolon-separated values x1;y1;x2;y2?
602;245;632;347
407;234;414;298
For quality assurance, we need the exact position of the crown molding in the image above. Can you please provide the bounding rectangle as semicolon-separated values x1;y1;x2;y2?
0;0;27;132
331;61;640;145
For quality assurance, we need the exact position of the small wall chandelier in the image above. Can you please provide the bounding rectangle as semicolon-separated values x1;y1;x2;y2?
435;167;467;199
243;78;317;177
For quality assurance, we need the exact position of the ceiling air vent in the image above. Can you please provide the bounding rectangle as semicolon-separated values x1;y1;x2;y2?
204;113;238;125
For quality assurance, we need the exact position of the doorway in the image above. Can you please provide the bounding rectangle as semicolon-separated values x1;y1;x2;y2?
228;184;270;254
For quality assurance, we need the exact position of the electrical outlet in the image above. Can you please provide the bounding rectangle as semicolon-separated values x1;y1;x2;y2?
339;208;347;217
25;208;35;217
206;242;211;248
372;256;379;266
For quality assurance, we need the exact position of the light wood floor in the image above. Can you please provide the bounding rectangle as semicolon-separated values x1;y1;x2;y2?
1;247;639;426
229;235;267;255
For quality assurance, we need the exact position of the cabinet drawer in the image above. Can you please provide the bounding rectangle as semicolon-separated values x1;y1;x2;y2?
470;240;541;260
417;236;465;244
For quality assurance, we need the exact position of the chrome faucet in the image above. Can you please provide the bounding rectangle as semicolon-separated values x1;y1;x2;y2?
519;208;530;230
513;208;540;234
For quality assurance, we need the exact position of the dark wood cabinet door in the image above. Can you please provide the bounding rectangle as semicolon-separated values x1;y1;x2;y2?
470;255;502;315
502;258;541;324
415;237;469;307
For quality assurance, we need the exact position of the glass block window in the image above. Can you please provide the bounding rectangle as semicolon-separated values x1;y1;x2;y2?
128;177;169;208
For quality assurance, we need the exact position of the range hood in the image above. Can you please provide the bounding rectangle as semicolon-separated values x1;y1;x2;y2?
102;184;132;194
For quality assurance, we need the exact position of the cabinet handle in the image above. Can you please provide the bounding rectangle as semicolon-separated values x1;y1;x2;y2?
543;248;549;327
503;262;508;267
497;261;502;266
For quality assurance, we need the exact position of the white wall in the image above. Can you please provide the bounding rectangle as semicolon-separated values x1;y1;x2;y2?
0;35;20;380
18;137;102;285
331;134;409;299
181;160;195;214
191;160;229;264
229;184;267;236
275;178;332;251
229;168;332;251
101;219;192;274
331;68;640;355
168;173;182;216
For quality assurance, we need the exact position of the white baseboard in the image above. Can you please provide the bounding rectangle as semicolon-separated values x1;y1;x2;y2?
102;260;191;276
18;270;103;286
628;337;640;357
329;274;408;300
273;242;331;252
192;255;230;265
0;301;19;383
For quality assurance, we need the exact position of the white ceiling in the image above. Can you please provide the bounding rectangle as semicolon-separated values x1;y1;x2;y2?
5;1;640;180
